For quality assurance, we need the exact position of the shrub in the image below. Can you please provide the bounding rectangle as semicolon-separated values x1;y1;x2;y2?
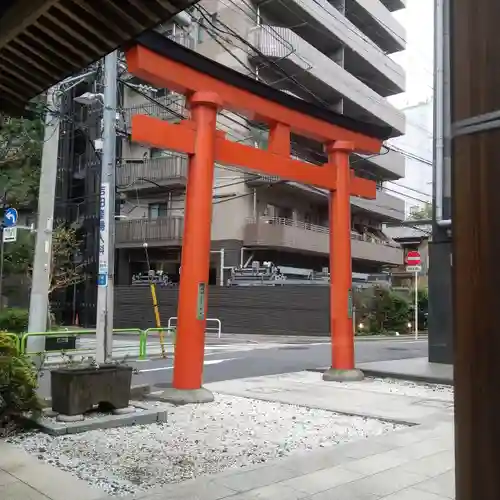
0;334;42;436
0;308;29;333
365;287;411;334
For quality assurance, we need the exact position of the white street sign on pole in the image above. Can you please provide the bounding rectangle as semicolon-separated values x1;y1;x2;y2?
2;226;17;243
414;271;419;340
98;181;110;288
406;265;422;273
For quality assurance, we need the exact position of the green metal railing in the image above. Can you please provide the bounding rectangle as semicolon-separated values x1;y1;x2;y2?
2;326;179;361
20;329;97;355
19;329;146;358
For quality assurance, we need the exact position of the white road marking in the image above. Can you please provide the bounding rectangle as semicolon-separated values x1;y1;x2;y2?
137;358;236;373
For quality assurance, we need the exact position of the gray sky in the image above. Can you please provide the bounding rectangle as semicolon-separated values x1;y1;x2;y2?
389;0;434;108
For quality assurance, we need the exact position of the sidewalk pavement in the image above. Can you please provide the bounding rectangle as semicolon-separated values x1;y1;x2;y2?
0;442;106;500
357;358;453;385
309;358;453;386
1;370;455;500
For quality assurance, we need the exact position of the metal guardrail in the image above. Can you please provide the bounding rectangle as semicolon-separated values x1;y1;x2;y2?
4;319;222;361
167;316;222;339
143;327;175;359
19;329;145;359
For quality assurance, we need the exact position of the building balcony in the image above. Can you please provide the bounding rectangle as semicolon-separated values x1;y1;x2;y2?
115;216;183;248
122;94;187;131
345;0;406;54
379;0;406;12
245;172;280;187
352;148;405;181
122;31;195;83
249;26;405;136
351;188;405;222
243;217;403;266
117;155;188;193
253;0;405;97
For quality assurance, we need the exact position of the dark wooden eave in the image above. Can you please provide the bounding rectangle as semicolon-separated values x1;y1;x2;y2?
0;0;199;116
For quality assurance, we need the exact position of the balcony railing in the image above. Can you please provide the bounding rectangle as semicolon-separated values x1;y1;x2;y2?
115;216;184;247
118;155;188;190
123;95;188;130
244;217;403;264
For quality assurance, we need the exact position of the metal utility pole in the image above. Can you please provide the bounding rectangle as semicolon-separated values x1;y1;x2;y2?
96;51;118;364
28;87;60;353
427;0;453;364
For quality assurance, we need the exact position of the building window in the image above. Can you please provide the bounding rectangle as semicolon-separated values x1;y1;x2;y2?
149;203;168;219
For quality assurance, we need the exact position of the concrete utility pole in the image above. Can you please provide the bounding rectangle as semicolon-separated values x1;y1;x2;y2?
96;51;118;364
28;86;60;353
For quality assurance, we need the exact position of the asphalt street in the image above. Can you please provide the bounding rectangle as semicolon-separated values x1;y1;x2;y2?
133;337;428;391
38;335;427;397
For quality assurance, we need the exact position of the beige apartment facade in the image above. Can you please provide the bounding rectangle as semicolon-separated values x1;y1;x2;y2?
115;0;407;285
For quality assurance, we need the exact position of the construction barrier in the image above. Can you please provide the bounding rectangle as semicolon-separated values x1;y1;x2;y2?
167;316;222;339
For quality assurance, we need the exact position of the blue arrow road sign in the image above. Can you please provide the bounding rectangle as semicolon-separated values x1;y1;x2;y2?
97;273;108;287
3;208;18;227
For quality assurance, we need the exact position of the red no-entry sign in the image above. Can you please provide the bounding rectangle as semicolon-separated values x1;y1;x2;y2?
406;250;421;266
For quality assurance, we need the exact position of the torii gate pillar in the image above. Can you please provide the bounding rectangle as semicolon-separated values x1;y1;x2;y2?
323;141;363;382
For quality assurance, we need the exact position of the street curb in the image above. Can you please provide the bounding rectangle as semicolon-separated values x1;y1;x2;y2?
306;368;453;386
360;369;453;386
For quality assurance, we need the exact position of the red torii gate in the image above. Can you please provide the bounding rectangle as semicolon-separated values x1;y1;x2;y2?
125;36;387;401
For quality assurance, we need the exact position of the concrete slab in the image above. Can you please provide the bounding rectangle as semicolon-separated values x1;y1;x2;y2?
205;372;453;425
357;358;453;385
309;359;453;385
30;405;168;436
150;387;214;405
323;368;364;382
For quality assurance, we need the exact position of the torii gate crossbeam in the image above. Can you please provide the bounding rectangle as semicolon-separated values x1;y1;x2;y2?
125;34;390;401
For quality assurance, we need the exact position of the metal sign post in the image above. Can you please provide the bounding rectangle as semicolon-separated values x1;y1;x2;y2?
0;207;18;309
406;250;422;340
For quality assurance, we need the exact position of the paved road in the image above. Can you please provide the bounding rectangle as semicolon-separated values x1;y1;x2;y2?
38;336;427;397
133;337;428;391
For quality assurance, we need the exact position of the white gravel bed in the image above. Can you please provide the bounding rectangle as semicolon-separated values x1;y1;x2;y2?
9;394;405;496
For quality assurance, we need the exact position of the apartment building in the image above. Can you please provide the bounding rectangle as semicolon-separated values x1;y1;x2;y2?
116;0;407;285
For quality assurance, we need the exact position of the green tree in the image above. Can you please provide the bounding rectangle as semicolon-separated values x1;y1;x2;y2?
0;108;44;207
2;230;35;276
409;202;433;221
49;225;85;294
2;225;84;292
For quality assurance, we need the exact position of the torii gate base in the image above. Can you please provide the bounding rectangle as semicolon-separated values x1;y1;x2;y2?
125;38;386;403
